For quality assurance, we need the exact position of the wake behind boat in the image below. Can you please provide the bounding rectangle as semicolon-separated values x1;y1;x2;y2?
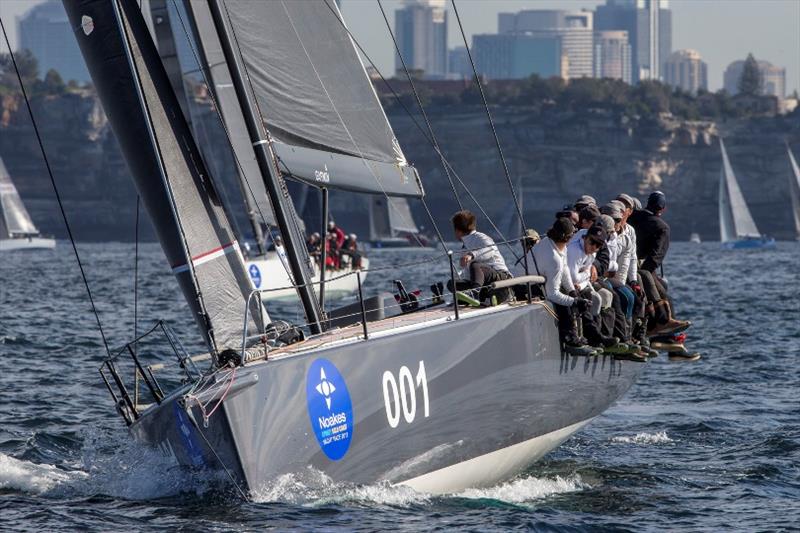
718;139;775;250
0;157;55;252
61;0;651;498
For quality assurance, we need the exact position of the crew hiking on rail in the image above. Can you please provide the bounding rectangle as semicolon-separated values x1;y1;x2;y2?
448;191;691;361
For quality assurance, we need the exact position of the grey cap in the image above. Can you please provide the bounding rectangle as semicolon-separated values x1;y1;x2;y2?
596;214;616;235
600;203;623;220
616;193;635;209
609;199;627;213
574;195;597;208
632;197;642;210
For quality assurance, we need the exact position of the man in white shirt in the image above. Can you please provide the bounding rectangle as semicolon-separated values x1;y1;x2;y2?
450;210;512;304
524;218;594;355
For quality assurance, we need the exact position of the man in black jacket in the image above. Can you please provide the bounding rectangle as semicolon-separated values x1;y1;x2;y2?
629;192;689;334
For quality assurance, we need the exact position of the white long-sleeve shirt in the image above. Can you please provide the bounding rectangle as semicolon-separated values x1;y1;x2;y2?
461;230;509;274
617;224;638;283
566;235;597;290
525;236;574;307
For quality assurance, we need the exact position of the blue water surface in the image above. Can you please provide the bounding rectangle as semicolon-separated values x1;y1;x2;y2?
0;242;798;531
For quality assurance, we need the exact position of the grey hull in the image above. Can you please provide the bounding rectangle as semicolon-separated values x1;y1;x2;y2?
131;303;645;495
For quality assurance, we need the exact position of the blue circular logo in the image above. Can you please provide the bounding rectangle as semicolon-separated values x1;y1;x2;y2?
248;264;261;288
306;358;353;461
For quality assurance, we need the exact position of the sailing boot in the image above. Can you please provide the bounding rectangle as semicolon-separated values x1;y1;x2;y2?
564;335;596;356
634;317;659;357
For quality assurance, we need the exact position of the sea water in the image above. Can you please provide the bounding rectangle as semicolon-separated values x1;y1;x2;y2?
0;242;798;530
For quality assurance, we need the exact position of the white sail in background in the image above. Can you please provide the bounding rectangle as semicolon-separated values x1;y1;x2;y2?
369;196;419;241
719;139;760;242
0;157;38;237
787;145;800;239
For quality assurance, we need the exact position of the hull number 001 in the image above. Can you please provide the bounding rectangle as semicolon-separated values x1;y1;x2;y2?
382;361;430;428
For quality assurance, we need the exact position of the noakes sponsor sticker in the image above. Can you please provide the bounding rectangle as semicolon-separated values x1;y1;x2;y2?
306;359;353;461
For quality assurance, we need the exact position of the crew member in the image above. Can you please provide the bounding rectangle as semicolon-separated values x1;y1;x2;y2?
450;210;512;304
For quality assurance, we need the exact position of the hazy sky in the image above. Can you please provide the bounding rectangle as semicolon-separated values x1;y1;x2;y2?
0;0;798;93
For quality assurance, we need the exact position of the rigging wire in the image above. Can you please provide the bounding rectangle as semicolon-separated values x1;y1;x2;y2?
320;1;520;260
0;17;111;357
376;0;462;212
450;0;527;238
133;195;140;357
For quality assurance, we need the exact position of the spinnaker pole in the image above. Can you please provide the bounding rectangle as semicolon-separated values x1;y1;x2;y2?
207;0;323;333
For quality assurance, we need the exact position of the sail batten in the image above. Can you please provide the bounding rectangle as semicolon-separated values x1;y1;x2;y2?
218;0;422;197
64;0;264;353
719;139;760;241
0;157;39;237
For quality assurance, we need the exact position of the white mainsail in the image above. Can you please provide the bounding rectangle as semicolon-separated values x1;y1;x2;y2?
718;139;760;242
0;157;39;238
787;145;800;239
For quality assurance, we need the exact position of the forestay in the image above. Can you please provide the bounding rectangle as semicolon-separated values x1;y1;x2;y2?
64;0;265;353
219;0;422;197
0;157;38;237
719;139;760;240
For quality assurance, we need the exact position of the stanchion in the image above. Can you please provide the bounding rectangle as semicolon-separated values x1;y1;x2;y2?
448;251;459;320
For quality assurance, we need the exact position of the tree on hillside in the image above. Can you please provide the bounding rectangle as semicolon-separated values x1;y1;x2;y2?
738;53;762;96
44;69;66;95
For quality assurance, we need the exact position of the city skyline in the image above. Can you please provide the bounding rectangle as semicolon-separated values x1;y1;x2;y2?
340;0;799;94
0;0;797;94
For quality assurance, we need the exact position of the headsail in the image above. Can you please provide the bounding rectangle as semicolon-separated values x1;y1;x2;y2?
64;0;265;353
175;0;277;231
719;139;760;241
787;145;800;239
0;157;38;237
218;0;422;197
369;196;419;241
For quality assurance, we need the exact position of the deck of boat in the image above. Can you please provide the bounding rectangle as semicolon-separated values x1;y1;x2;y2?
263;299;549;361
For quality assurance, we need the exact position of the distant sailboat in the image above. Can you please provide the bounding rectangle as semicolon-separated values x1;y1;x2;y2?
718;139;775;249
689;232;701;244
368;196;428;248
787;144;800;240
0;157;55;251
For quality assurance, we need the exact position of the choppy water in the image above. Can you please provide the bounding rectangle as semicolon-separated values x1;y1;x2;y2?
1;242;798;531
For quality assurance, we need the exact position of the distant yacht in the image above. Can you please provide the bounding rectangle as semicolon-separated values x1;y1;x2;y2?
718;139;775;250
0;157;55;251
787;144;800;241
368;196;429;248
689;232;701;244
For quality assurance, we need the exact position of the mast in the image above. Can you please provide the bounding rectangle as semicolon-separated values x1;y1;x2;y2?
787;144;800;239
207;0;323;333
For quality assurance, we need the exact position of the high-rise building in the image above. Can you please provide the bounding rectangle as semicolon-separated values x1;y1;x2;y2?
595;0;671;83
594;31;632;84
663;49;707;93
447;46;470;79
723;59;786;99
395;0;448;79
17;1;89;83
472;34;564;80
497;10;594;79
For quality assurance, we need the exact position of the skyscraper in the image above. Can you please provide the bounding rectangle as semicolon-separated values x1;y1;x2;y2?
472;34;564;80
595;0;671;83
18;1;89;83
723;59;786;99
594;31;632;84
395;0;448;79
663;49;707;94
497;10;594;79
